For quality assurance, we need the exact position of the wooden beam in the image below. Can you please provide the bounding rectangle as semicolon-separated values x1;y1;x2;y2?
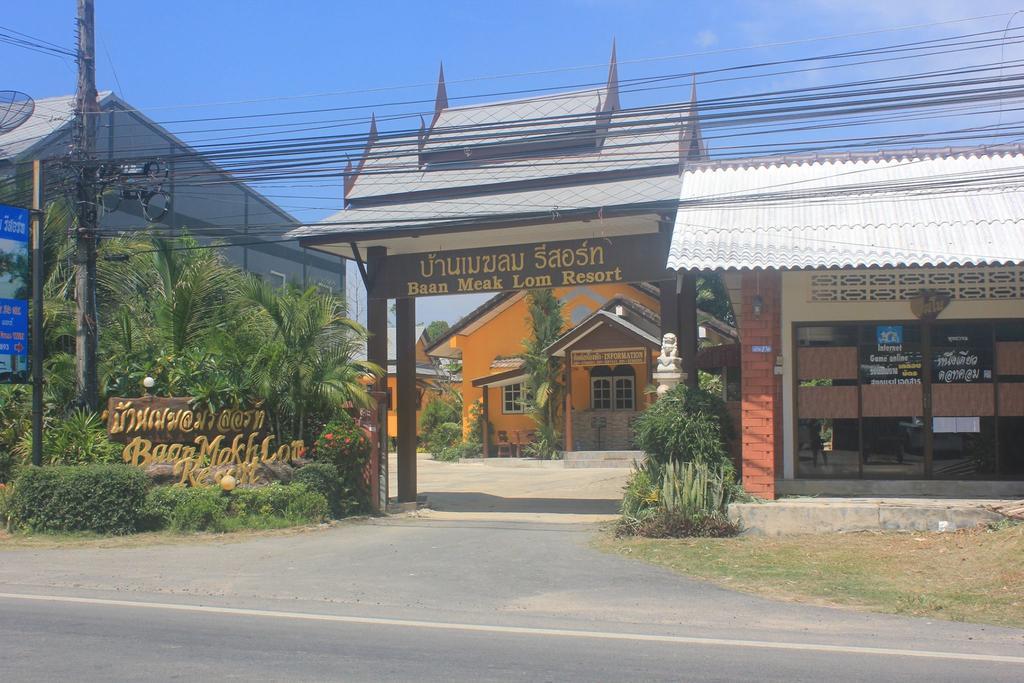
678;270;698;389
396;296;417;503
365;246;389;506
481;387;490;459
564;359;574;453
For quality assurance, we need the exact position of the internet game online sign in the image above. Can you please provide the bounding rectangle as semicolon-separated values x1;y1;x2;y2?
0;203;29;384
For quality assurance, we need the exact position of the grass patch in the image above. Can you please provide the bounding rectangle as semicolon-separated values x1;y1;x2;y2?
598;522;1024;628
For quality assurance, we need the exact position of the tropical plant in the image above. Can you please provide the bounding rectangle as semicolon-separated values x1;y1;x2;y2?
15;409;122;466
617;458;739;538
522;289;564;458
312;416;372;512
632;384;734;467
242;277;381;441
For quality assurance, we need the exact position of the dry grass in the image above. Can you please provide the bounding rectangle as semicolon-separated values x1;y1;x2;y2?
599;522;1024;628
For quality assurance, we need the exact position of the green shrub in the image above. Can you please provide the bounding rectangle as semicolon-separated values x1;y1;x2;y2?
229;483;300;517
9;464;148;534
312;416;371;513
620;508;739;538
171;490;228;532
293;463;342;516
427;421;462;458
141;482;330;532
434;437;482;462
617;459;739;538
285;490;329;522
0;449;21;485
420;397;461;441
140;486;221;531
0;483;12;531
632;385;733;467
15;410;122;467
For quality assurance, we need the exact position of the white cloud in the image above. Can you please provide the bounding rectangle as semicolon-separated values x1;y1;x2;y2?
696;29;718;48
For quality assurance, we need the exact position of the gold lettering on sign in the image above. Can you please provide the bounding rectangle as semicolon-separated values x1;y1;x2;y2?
105;397;311;487
570;347;648;367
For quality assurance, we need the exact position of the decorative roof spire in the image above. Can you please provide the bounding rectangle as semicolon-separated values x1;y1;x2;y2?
679;74;707;168
434;62;449;115
603;38;620;113
345;113;379;199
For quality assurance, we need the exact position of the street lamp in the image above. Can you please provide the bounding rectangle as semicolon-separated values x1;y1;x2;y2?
143;376;155;396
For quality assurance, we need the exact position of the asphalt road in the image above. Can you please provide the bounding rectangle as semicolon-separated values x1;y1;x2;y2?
2;514;1023;681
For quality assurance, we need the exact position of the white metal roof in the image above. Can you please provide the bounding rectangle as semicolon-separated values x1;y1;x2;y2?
667;148;1024;271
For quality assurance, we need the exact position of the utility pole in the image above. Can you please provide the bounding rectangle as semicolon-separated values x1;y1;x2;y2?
31;160;44;467
74;0;99;411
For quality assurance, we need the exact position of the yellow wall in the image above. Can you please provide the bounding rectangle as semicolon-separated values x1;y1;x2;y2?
454;284;660;438
386;337;440;437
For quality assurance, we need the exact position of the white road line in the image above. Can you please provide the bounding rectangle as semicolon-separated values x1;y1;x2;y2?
1;591;1021;665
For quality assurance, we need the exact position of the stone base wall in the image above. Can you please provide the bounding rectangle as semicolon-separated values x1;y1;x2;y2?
571;410;641;450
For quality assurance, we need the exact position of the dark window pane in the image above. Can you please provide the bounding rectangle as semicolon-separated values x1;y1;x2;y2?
932;417;997;479
998;417;1024;478
862;417;926;478
797;418;859;477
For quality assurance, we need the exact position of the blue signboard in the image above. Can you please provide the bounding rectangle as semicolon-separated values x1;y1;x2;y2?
0;203;29;383
876;325;903;346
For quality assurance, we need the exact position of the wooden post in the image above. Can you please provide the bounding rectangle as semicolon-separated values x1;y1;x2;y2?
564;358;574;452
366;246;388;509
678;270;699;389
481;387;490;458
659;279;678;341
396;296;417;504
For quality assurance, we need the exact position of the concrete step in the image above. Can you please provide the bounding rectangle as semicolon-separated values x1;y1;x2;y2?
729;498;1007;536
563;451;646;468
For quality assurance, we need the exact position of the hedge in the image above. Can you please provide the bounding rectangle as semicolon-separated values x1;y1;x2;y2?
9;464;149;535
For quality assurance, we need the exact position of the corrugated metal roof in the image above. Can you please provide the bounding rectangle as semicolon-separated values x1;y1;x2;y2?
667;148;1024;270
0;92;112;160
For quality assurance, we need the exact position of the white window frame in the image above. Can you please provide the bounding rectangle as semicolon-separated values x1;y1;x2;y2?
502;383;527;414
614;376;635;410
591;377;612;410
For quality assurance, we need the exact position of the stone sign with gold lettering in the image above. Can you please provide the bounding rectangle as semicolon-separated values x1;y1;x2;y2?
368;233;672;299
106;396;305;487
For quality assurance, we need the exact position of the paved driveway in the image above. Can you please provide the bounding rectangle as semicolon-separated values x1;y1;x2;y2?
388;453;631;522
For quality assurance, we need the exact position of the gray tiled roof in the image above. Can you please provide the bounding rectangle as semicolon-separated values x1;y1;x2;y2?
345;105;682;202
291;173;681;240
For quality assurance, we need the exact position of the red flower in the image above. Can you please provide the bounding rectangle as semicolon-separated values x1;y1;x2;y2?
344;437;351;444
324;433;334;440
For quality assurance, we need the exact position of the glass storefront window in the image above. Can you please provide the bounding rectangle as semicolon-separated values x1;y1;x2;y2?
798;418;859;477
862;417;926;478
795;319;1021;481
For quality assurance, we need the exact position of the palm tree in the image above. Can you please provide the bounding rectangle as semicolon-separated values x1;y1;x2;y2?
241;277;381;441
523;289;565;458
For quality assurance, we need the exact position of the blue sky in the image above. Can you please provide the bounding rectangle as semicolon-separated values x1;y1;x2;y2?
4;1;1022;323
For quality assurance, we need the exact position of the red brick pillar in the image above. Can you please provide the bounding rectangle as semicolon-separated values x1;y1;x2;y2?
739;271;782;499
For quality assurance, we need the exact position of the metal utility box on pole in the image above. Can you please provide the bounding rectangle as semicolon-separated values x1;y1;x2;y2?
74;0;100;411
31;160;44;467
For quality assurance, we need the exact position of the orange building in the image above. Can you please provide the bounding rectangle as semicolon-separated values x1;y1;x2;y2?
379;325;449;438
426;283;735;454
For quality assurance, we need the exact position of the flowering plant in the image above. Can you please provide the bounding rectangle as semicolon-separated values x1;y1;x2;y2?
315;417;376;475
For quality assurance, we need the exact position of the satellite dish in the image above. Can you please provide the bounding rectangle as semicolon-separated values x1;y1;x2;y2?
0;91;35;135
